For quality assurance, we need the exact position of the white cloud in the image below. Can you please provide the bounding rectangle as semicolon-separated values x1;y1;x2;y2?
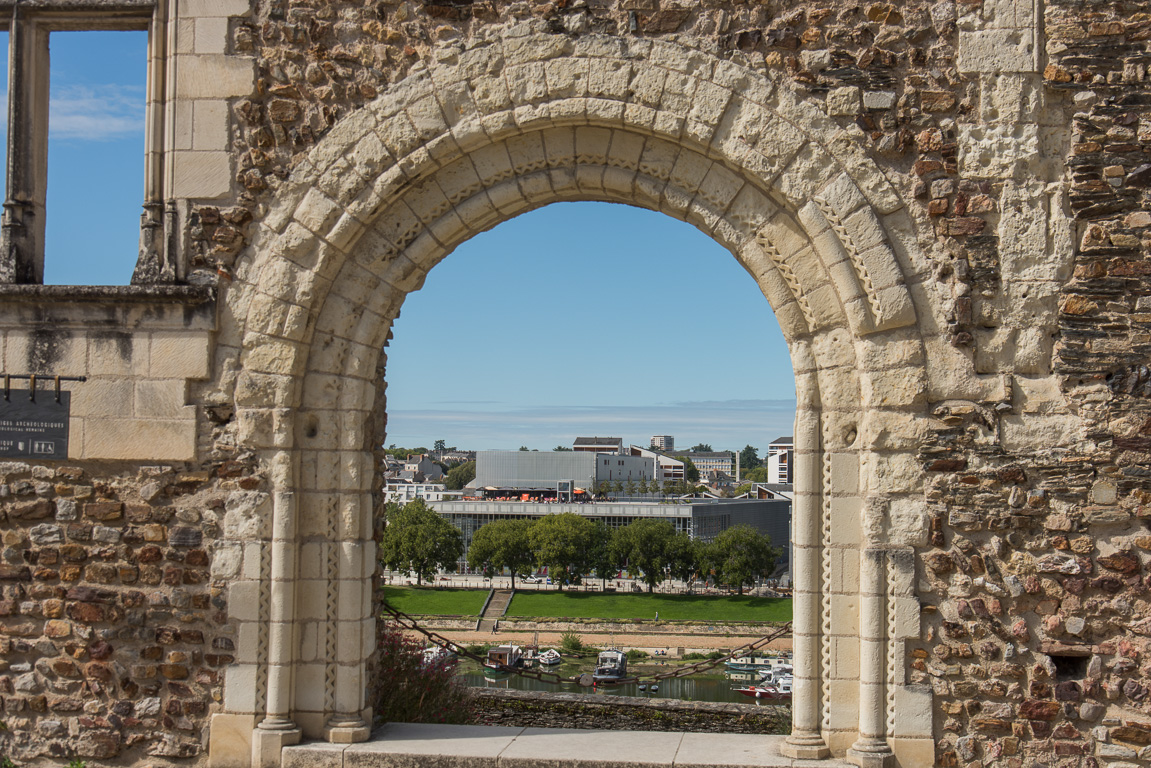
48;84;145;141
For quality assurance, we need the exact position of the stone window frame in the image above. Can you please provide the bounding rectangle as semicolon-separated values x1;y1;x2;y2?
0;0;167;285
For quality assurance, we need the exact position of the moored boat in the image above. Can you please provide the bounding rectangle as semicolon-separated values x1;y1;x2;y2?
592;648;628;683
484;644;523;673
734;683;791;701
537;648;562;666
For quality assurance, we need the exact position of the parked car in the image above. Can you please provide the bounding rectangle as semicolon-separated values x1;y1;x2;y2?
520;575;544;584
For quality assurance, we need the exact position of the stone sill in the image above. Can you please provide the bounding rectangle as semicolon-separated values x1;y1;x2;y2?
283;723;852;768
0;283;214;304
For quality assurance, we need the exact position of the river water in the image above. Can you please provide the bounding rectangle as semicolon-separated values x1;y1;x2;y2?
459;660;783;706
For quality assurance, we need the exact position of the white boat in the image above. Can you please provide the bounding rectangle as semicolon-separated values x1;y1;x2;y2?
537;648;562;666
421;646;456;666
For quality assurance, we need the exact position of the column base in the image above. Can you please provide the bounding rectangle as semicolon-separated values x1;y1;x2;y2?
847;739;894;768
781;731;830;760
252;722;302;768
324;717;371;744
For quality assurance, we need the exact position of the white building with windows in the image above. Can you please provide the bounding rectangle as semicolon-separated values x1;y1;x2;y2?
767;436;794;484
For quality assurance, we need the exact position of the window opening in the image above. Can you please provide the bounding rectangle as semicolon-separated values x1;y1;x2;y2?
44;30;146;285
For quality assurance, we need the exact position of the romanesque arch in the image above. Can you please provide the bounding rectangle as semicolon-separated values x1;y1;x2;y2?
212;26;938;768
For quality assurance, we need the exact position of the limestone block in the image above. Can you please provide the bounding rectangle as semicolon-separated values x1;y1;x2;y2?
222;663;259;714
295;580;327;621
227;581;261;621
887;498;929;548
294;663;327;713
71;379;133;419
958;123;1039;178
829;452;860;496
1012;375;1069;415
82;418;196;461
958;29;1038;73
998;180;1072;282
827;86;861;117
1001;413;1084;452
172;150;232;199
891;739;936;768
88;331;149;377
208;713;259;768
830;497;862;547
832;636;860;679
892;685;934;738
861;368;926;408
776;144;839;214
828;677;860;729
181;0;252;17
175;55;256;99
194;17;229;55
5;330;88;377
134;379;191;419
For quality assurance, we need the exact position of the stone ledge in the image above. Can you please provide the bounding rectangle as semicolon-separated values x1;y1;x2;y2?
0;283;214;304
282;722;854;768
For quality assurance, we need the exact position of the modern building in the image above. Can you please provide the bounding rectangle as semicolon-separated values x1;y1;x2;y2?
680;450;737;478
470;450;655;494
767;437;794;484
573;436;624;454
627;445;685;483
650;435;674;451
384;482;458;503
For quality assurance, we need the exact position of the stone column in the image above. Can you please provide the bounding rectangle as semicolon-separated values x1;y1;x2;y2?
847;504;893;768
782;399;830;759
0;6;49;284
323;484;371;743
252;458;302;768
133;0;176;284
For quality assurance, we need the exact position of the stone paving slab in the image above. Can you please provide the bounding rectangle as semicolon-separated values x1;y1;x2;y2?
282;723;854;768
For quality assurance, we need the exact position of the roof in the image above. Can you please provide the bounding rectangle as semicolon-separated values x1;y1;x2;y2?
574;437;623;446
680;451;734;458
770;436;794;445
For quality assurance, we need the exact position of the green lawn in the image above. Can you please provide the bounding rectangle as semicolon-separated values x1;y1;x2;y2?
505;591;792;623
381;587;489;616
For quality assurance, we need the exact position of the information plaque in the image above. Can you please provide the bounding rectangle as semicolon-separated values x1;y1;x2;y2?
0;390;71;459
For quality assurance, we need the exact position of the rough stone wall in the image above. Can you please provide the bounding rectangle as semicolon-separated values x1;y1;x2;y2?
0;456;261;764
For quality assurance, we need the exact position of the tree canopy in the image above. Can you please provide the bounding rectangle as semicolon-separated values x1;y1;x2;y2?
739;445;760;472
690;443;713;452
743;466;769;483
612;519;677;592
379;498;463;585
443;461;476;490
705;524;779;595
529;513;596;589
676;456;701;483
466;519;535;588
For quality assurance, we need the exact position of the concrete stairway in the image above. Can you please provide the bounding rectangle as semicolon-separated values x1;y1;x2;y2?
476;589;513;633
283;723;855;767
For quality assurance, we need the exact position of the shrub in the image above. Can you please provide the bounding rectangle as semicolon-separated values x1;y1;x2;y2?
625;649;649;660
560;630;585;654
375;622;474;725
682;652;708;660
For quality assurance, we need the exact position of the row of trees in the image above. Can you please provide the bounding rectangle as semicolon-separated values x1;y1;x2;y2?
466;513;779;594
379;500;780;594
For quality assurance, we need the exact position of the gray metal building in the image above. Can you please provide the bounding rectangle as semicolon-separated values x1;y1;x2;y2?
471;450;655;492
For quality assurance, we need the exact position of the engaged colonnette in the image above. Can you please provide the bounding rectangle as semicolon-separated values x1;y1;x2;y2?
0;1;1146;767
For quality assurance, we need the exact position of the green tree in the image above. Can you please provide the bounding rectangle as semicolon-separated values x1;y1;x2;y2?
743;466;769;483
612;519;676;592
586;520;616;587
704;525;779;595
434;439;447;451
739;445;760;472
519;445;530;451
379;499;463;585
665;531;701;584
734;482;753;496
675;456;700;483
625;478;637;496
467;519;535;588
530;512;597;590
690;443;712;452
444;461;476;490
553;445;572;451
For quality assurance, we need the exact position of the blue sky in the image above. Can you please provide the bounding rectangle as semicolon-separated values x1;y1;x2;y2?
28;34;798;454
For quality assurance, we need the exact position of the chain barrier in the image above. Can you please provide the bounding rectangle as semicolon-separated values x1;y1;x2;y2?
382;602;793;687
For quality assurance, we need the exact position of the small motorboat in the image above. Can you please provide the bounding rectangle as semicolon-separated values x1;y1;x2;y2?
537;648;562;666
592;648;628;683
421;645;456;666
735;683;791;701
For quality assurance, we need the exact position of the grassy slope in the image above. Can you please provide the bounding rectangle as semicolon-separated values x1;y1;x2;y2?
505;591;792;623
381;586;490;616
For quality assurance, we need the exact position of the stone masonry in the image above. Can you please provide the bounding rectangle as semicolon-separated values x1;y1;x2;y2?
0;1;1149;768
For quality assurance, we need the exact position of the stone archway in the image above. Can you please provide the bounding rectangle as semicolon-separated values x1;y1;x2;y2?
214;26;937;768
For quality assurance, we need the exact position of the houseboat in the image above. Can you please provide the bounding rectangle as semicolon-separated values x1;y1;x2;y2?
484;644;523;673
592;648;628;683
